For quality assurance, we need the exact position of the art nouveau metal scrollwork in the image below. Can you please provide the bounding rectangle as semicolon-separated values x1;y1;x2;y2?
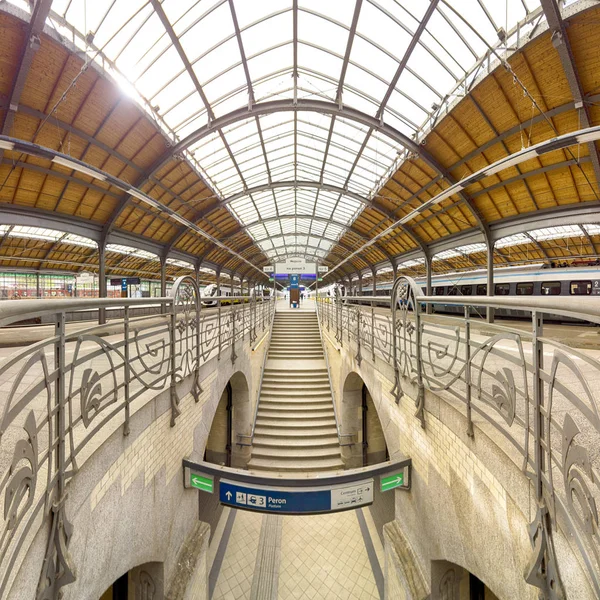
0;277;273;599
316;275;600;598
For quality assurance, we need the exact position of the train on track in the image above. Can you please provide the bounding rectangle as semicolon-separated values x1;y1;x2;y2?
313;264;600;322
200;284;283;307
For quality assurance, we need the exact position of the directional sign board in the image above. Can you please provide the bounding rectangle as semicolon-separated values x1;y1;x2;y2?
184;468;214;493
220;478;374;515
190;474;213;493
380;471;406;492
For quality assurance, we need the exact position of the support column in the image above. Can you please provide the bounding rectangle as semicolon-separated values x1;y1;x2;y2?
215;269;221;295
487;240;494;323
372;267;377;296
98;241;107;325
36;272;41;299
160;255;167;314
358;273;363;295
195;261;201;286
425;253;433;315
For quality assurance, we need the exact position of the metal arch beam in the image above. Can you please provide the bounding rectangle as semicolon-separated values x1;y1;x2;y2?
104;98;488;234
0;0;53;141
0;203;236;277
238;213;401;262
376;0;439;118
0;225;14;253
164;180;428;261
579;224;599;255
524;232;551;264
236;234;372;268
540;0;600;194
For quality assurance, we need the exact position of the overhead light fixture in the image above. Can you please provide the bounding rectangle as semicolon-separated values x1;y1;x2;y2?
0;140;15;151
52;156;106;181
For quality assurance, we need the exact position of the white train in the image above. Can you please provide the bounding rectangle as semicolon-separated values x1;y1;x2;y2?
200;284;282;307
322;263;600;322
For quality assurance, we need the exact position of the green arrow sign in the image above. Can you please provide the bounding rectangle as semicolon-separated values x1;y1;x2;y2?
381;472;404;492
190;473;213;493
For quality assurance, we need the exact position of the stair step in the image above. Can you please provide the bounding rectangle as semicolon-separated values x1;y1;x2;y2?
262;376;329;383
253;436;339;448
261;381;330;389
259;390;332;398
250;446;342;459
254;417;336;428
247;457;344;472
253;427;338;438
259;398;333;408
257;408;334;419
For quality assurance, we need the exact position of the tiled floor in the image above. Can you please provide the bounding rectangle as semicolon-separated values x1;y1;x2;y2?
211;509;263;600
210;507;383;600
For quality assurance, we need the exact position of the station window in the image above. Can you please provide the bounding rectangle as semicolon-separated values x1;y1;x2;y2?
448;286;459;295
460;285;473;295
476;284;487;295
541;281;561;295
434;287;445;295
570;280;592;295
516;282;534;295
495;283;510;295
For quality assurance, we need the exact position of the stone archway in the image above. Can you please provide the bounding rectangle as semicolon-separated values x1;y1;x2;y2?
341;372;388;469
205;371;251;468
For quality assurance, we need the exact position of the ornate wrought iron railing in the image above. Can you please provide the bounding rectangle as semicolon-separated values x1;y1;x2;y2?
317;277;600;600
0;276;274;599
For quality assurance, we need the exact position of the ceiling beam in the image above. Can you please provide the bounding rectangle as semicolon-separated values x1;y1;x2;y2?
164;179;428;259
376;0;439;118
103;98;489;236
540;0;600;195
0;0;53;141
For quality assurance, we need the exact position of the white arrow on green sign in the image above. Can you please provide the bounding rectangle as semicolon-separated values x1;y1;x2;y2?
381;472;404;492
190;473;213;493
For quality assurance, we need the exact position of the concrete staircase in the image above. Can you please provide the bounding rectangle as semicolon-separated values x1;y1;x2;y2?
248;308;344;473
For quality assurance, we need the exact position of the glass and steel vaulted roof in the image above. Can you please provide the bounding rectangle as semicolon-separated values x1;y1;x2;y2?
43;0;542;264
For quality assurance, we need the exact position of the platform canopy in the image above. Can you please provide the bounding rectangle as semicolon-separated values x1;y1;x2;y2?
0;0;599;282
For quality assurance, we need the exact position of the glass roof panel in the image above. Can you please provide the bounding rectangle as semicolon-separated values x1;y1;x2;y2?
38;0;545;264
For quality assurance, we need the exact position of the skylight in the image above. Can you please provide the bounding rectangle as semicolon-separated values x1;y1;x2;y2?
106;244;158;260
0;225;97;248
31;0;544;263
167;258;194;269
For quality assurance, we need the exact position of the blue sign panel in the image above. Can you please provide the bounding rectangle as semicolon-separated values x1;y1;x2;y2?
121;278;128;292
290;274;300;289
219;478;373;515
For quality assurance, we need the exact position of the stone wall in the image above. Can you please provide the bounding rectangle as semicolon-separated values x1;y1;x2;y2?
8;340;266;600
322;328;595;599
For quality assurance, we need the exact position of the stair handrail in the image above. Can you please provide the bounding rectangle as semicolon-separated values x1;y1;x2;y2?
238;293;277;447
316;297;354;447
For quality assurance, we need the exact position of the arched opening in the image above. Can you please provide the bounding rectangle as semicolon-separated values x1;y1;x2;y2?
99;562;163;600
431;560;500;600
204;382;233;466
204;372;250;469
342;372;388;469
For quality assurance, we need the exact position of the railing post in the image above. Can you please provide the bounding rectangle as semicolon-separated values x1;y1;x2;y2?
242;293;246;341
371;302;375;362
192;286;202;402
464;305;474;438
123;306;131;435
37;310;76;598
231;301;237;365
217;298;222;361
355;306;362;366
169;298;180;426
414;297;425;428
55;310;66;498
525;311;563;597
